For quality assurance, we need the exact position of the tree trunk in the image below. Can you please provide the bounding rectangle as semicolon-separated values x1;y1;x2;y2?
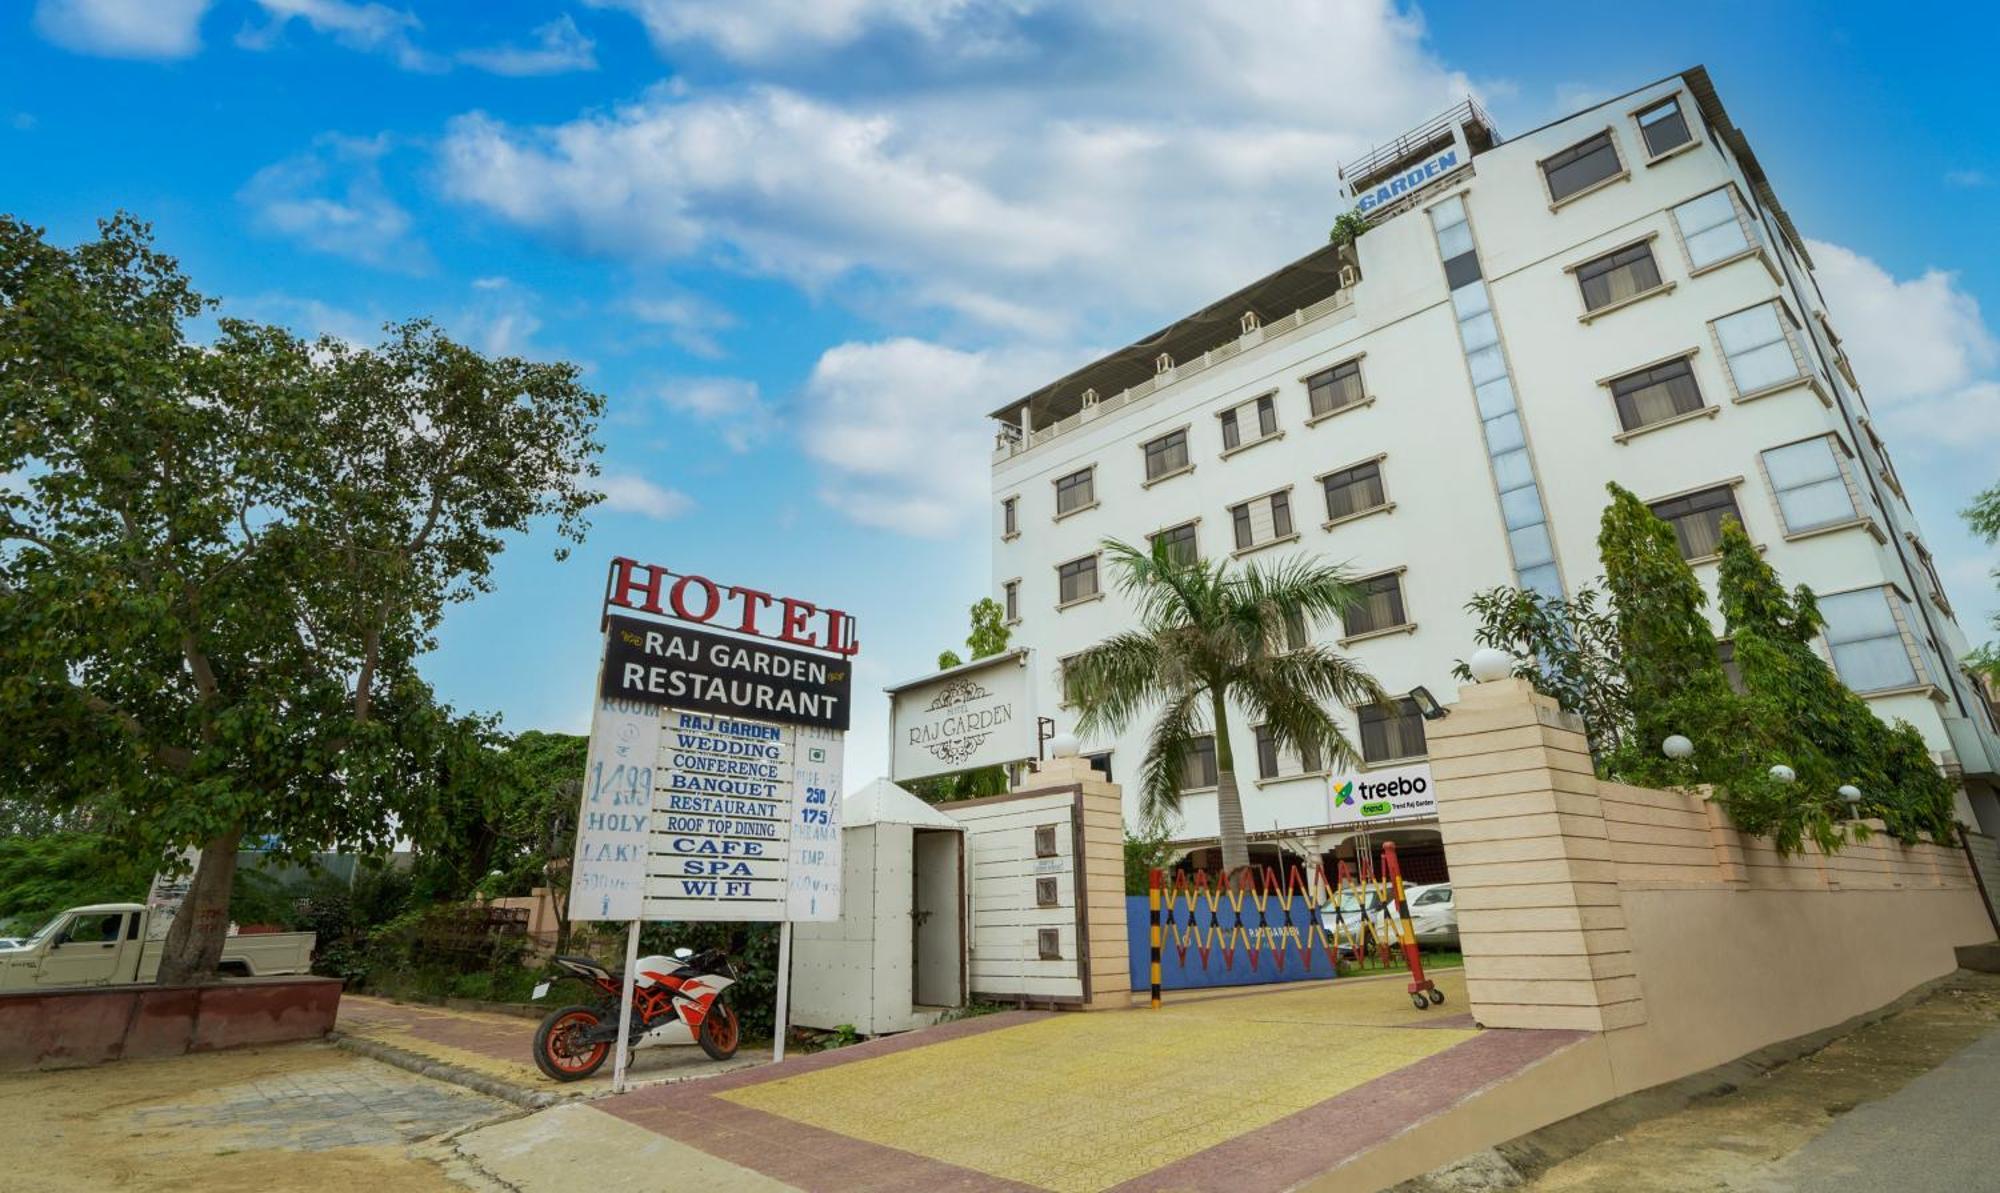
1211;698;1251;881
154;825;245;986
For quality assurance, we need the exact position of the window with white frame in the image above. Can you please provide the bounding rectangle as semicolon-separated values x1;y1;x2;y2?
1142;428;1191;481
1649;484;1744;560
1713;302;1807;397
1819;587;1922;693
1634;95;1694;157
1181;734;1218;790
1542;130;1623;202
1575;241;1664;311
1230;488;1294;551
1607;355;1705;432
1056;554;1099;606
1343;571;1409;638
1359;697;1428;764
1908;536;1953;614
1762;437;1859;534
1002;496;1018;537
1254;723;1322;780
1306;359;1367;418
1220;393;1279;452
1003;578;1019;622
1673;187;1758;270
1148;520;1199;566
1054;467;1095;517
1321;459;1388;521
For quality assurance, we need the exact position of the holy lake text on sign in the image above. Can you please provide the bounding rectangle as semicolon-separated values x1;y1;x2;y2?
601;613;852;731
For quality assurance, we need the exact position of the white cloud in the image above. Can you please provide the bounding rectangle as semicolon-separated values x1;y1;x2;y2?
661;377;772;452
240;133;427;271
797;337;1074;536
598;471;693;519
586;0;1000;64
231;292;383;347
1808;238;2000;447
452;276;544;358
458;14;597;76
34;0;212;59
625;291;737;358
238;0;439;71
1945;169;1989;189
437;2;1477;338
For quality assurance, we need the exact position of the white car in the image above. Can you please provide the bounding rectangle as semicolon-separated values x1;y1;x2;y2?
1318;883;1457;953
1405;884;1458;948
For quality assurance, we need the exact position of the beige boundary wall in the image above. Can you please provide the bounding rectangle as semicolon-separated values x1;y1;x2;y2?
942;756;1131;1011
1428;676;1999;1096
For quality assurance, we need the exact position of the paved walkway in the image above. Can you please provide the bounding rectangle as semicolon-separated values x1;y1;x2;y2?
336;995;764;1098
565;970;1585;1193
1759;1028;2000;1191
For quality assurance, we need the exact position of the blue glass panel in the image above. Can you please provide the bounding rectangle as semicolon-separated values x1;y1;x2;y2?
1509;523;1555;568
1483;410;1525;453
1501;484;1545;530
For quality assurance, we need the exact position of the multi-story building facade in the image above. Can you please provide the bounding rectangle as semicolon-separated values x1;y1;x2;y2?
988;67;2000;865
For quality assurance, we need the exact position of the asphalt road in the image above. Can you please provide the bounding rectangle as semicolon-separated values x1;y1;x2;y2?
1759;1028;2000;1192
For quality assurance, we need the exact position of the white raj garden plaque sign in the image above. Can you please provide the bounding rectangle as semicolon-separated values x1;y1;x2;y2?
570;560;855;924
886;649;1037;783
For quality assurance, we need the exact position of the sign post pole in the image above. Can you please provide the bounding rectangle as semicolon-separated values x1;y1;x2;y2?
611;918;641;1093
772;920;793;1063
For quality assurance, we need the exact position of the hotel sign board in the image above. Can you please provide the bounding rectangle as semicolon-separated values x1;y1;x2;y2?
1326;762;1437;827
570;564;852;924
886;649;1037;783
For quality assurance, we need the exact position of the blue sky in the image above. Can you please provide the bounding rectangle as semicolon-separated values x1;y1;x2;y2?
6;1;1997;785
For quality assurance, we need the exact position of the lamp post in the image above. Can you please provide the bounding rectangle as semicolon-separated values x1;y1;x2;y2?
1839;784;1862;822
1661;735;1694;761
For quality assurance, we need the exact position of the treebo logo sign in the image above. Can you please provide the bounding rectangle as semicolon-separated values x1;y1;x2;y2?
1326;763;1437;826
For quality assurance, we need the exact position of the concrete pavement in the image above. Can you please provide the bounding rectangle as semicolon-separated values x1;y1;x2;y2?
1759;1028;2000;1191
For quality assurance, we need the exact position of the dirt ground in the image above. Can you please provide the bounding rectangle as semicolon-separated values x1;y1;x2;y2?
0;1042;513;1193
1515;973;2000;1191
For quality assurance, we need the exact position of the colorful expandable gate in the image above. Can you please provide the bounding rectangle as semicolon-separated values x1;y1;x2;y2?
1146;841;1442;1011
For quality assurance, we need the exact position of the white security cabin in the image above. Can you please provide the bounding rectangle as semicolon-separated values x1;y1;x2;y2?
790;778;967;1036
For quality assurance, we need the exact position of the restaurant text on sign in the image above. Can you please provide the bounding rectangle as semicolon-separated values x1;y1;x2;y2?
606;556;860;657
601;614;853;731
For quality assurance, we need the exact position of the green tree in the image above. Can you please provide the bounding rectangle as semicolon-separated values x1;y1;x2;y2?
1453;584;1628;760
0;832;150;935
909;597;1013;802
1715;519;1955;849
1596;483;1737;779
0;214;604;983
1964;481;2000;685
1062;538;1386;875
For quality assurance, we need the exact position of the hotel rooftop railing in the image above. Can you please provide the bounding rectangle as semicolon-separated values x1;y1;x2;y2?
993;286;1356;462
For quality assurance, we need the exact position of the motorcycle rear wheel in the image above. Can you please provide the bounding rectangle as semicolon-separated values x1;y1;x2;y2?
699;996;741;1061
534;1004;611;1082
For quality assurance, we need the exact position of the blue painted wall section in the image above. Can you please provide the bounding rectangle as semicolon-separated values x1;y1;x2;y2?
1124;894;1336;991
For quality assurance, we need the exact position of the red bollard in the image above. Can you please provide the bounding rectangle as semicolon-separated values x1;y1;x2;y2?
1382;842;1442;1011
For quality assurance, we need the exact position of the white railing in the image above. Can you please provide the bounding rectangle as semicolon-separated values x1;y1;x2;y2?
993;287;1356;462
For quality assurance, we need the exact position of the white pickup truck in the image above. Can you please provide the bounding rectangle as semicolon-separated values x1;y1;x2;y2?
0;903;316;990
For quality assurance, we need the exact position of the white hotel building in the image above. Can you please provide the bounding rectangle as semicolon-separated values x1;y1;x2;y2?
987;68;2000;868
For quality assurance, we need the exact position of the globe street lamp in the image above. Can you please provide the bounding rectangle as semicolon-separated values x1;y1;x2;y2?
1662;735;1694;761
1838;784;1862;821
1769;764;1796;784
1467;647;1514;682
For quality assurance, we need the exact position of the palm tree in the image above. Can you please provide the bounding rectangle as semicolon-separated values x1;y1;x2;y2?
1062;538;1389;878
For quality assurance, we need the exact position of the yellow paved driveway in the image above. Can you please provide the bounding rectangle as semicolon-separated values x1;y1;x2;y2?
723;971;1471;1193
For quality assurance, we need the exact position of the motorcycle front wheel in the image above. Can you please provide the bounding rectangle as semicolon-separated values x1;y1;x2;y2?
533;1004;610;1082
699;996;741;1061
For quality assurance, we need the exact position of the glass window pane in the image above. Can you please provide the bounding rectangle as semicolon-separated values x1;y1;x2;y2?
1474;375;1515;419
1675;189;1737;237
1728;341;1801;393
1822;589;1899;642
1466;343;1507;386
1763;439;1841;489
1436;220;1474;260
1518;563;1563;598
1715;305;1784;355
1484;410;1525;453
1429;196;1465;227
1443;251;1482;289
1509;523;1555;569
1459;310;1499;352
1778;478;1857;531
1832;640;1918;691
1490;447;1534;491
1452;283;1491;320
1686;222;1749;268
1500;484;1544;530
